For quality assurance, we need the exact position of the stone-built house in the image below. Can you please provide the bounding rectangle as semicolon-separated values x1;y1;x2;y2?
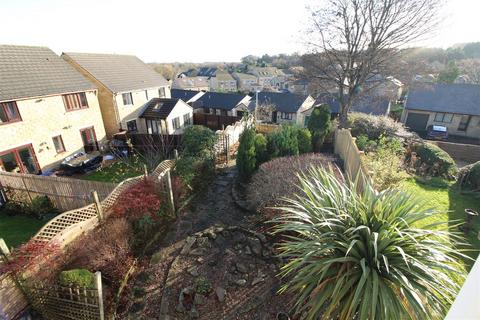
247;67;287;90
254;92;315;126
232;72;258;92
210;71;237;92
139;98;193;135
62;52;170;137
172;76;210;91
0;45;107;173
194;92;251;117
401;83;480;138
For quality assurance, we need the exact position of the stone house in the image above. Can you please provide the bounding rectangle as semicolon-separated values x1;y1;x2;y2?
62;52;170;138
402;83;480;139
172;76;210;91
232;72;258;92
0;45;107;173
254;92;315;126
139;98;193;135
210;71;237;92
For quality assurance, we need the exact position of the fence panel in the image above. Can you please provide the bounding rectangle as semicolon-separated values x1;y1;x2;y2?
126;133;183;158
193;113;241;131
0;273;28;319
0;172;117;212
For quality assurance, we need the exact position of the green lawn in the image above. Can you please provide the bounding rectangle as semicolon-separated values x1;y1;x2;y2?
81;161;145;183
400;177;480;268
0;214;48;248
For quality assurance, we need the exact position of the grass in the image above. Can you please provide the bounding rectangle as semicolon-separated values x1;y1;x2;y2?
81;160;145;183
0;213;48;248
400;176;480;268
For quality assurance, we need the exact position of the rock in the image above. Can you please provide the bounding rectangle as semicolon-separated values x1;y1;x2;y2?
197;237;212;249
207;259;218;267
236;262;248;274
244;245;252;255
189;248;206;256
233;231;247;244
196;257;205;264
205;229;217;240
194;293;206;305
187;266;199;277
221;230;232;238
175;303;186;313
180;236;196;255
251;276;265;286
248;237;263;255
215;287;226;302
254;232;268;244
235;279;247;286
225;249;236;256
189;306;200;318
214;235;227;246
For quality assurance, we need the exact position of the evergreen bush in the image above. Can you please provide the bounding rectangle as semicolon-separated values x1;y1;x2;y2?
307;105;332;151
414;143;458;179
297;128;312;154
236;128;257;181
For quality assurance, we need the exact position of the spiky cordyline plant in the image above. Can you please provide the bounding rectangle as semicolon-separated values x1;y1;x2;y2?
273;166;469;320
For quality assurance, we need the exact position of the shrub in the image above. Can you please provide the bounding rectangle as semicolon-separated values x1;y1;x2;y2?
30;196;57;219
307;105;332;151
1;201;28;216
65;218;133;288
181;125;217;158
59;269;95;288
355;134;378;152
254;133;268;165
247;153;341;215
267;125;299;158
194;277;213;295
414;143;458;179
236;128;257;181
296;128;312;154
347;112;405;140
364;136;408;190
175;155;214;191
273;167;466;319
458;161;480;190
110;180;162;221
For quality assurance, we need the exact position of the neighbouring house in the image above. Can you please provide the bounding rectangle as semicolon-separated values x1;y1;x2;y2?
254;92;315;126
401;83;480;138
287;79;310;95
210;71;237;92
139;98;193;135
0;45;107;173
171;89;205;104
62;52;170;138
247;67;287;90
315;93;392;117
172;76;210;91
194;92;251;117
232;72;259;92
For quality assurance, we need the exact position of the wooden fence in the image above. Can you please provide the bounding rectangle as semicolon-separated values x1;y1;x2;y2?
126;133;183;158
193;113;241;131
334;128;372;192
0;172;117;212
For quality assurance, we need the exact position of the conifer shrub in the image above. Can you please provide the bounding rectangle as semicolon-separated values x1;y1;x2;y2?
297;128;313;154
236;128;257;181
307;105;332;151
254;133;268;165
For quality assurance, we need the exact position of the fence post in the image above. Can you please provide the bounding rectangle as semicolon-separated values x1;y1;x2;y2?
20;175;33;204
95;271;105;320
165;169;175;216
174;149;179;160
91;191;104;222
143;164;148;180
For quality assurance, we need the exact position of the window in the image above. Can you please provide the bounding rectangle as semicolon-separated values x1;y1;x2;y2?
172;117;181;130
126;119;138;132
183;114;191;126
281;112;293;120
63;92;89;111
80;127;98;153
52;135;65;153
146;119;160;134
122;92;133;105
458;115;471;132
434;112;453;123
0;101;21;124
0;145;39;174
159;87;166;98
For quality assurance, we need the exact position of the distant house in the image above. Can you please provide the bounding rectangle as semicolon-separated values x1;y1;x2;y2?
171;89;205;104
210;71;237;92
194;92;251;117
172;76;210;91
62;52;170;138
0;45;107;173
247;67;287;90
287;79;310;95
254;92;315;126
139;98;193;135
401;83;480;138
232;72;258;92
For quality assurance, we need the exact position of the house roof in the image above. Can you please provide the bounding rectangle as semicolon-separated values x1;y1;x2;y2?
172;77;209;89
315;93;390;116
171;89;202;102
233;72;257;81
197;67;218;77
215;71;235;81
140;98;182;119
256;92;307;113
62;52;168;93
195;92;249;110
0;45;96;102
406;83;480;116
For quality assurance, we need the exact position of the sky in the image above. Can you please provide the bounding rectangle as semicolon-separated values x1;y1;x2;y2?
0;0;479;63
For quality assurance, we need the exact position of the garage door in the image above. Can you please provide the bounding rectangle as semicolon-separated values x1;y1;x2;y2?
405;112;429;131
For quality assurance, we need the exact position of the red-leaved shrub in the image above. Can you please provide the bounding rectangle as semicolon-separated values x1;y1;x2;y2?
110;179;161;221
247;153;342;217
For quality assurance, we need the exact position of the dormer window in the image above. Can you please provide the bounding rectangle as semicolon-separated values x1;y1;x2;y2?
0;101;21;124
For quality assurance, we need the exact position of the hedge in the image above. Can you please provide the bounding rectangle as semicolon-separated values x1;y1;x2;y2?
414;143;458;179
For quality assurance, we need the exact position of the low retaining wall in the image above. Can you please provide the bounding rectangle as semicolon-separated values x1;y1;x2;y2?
430;140;480;165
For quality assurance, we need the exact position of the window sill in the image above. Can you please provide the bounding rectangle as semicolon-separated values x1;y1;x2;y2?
0;119;22;126
65;107;89;112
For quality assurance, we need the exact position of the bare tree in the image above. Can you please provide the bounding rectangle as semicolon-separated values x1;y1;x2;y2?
457;59;480;84
303;0;443;125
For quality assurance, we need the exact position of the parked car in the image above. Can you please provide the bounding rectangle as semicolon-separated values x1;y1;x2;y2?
426;125;448;140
